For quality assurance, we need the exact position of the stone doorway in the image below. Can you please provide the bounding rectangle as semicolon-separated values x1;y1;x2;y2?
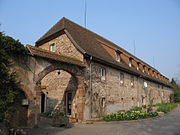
65;91;72;116
40;92;46;113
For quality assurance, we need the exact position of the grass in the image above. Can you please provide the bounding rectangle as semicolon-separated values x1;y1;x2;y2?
156;103;178;113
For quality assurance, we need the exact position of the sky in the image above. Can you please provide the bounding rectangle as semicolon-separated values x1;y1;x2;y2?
0;0;180;81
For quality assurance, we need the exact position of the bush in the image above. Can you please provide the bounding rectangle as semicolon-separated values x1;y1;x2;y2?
103;111;158;121
40;112;53;118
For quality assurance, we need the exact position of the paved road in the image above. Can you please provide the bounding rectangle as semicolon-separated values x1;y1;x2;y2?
29;105;180;135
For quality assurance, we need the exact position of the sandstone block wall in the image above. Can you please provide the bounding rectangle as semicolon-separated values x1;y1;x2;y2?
84;61;173;119
39;34;84;62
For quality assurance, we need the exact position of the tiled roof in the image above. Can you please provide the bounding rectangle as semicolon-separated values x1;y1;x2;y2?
26;45;85;67
35;17;171;87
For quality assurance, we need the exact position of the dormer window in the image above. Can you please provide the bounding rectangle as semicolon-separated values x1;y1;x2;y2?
142;65;145;73
152;71;155;77
148;68;150;75
115;50;122;62
50;43;56;52
120;72;124;85
129;58;133;67
137;62;140;71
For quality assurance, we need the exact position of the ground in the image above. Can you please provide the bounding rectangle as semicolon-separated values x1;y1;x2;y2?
28;105;180;135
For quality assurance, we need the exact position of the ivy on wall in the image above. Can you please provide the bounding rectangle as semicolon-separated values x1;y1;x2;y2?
0;32;28;124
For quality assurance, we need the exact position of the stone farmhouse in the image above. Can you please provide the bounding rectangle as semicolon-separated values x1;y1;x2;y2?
14;17;173;127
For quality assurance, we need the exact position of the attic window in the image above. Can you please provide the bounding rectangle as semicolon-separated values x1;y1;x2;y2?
137;62;140;71
148;68;150;75
115;52;121;62
50;43;56;52
142;65;145;73
129;58;133;67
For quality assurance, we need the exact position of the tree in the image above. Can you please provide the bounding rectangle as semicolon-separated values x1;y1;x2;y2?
0;32;28;123
171;78;180;102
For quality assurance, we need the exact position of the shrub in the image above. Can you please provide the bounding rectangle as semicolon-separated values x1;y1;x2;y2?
40;112;53;118
102;111;158;121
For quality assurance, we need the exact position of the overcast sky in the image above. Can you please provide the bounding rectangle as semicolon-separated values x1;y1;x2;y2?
0;0;180;81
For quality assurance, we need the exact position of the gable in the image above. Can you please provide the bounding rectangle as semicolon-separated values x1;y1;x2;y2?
38;33;84;62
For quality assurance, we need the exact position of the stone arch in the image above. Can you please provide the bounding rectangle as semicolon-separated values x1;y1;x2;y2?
36;63;83;83
35;63;86;122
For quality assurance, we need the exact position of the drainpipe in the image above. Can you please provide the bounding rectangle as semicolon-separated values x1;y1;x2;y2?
90;56;93;119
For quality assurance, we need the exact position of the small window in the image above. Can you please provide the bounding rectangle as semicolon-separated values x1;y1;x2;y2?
129;58;132;67
142;65;145;73
50;43;56;52
120;73;124;85
130;76;134;87
100;68;106;81
137;62;140;71
101;97;106;108
115;52;121;62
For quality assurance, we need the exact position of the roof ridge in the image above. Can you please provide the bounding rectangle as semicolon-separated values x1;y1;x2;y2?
36;17;66;43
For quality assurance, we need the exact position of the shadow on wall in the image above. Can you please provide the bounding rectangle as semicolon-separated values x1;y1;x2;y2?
41;74;78;117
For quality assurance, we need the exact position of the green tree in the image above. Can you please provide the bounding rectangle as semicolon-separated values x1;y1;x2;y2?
171;78;180;102
0;32;28;123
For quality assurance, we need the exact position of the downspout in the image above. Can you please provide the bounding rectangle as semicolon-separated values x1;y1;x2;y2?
90;56;93;119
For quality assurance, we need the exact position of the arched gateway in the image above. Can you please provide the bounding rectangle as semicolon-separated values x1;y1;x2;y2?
18;45;86;127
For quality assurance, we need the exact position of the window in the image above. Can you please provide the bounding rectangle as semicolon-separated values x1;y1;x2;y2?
101;97;106;108
130;76;134;87
120;73;124;85
115;52;121;62
50;43;56;52
129;58;133;67
100;68;106;81
137;62;140;71
142;65;145;73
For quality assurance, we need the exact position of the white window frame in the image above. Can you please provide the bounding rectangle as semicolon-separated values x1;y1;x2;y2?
100;68;106;81
129;59;132;67
50;43;56;52
115;52;121;62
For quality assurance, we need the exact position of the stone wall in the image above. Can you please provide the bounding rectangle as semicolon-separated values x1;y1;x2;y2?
83;61;173;119
41;70;77;112
38;34;84;62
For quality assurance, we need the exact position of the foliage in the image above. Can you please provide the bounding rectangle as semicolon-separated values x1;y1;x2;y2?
40;111;53;118
41;111;66;118
156;103;178;113
103;111;158;121
0;32;28;123
103;103;178;121
53;111;66;118
171;78;180;102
